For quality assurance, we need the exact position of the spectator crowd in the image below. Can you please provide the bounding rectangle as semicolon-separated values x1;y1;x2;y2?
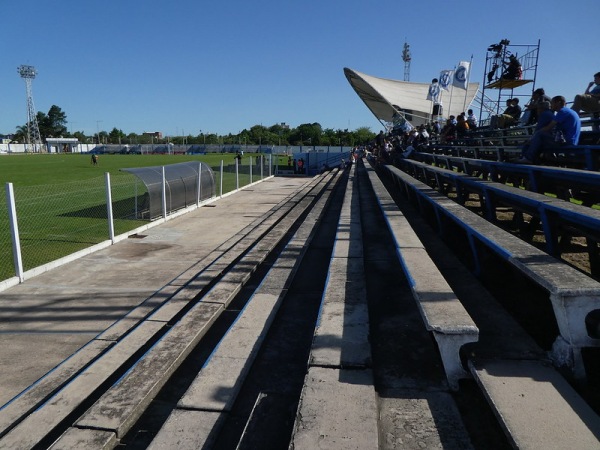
364;71;600;167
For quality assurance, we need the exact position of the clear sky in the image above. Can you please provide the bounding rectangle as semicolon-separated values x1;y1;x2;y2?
1;0;597;137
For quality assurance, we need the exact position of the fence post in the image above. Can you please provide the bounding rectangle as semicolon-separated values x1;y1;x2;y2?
162;166;167;219
134;181;138;219
196;162;202;207
105;172;115;243
261;155;264;179
250;156;253;184
220;160;224;197
235;158;239;190
6;183;24;282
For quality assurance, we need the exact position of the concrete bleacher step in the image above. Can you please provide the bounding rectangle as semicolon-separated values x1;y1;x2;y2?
235;391;294;450
290;366;379;449
0;339;112;438
0;320;166;449
470;359;600;450
290;163;380;449
364;162;479;390
144;170;344;449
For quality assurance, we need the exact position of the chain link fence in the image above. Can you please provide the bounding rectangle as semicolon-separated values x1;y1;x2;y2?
0;192;11;281
1;157;273;284
2;173;146;279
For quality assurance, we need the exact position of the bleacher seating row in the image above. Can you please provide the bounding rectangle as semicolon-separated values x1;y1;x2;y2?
426;121;600;170
415;152;600;206
380;162;600;379
396;157;600;276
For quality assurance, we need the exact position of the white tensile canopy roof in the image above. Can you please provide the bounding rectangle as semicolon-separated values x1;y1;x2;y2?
344;67;479;127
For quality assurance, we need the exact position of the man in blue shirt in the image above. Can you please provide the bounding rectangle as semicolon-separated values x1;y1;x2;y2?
516;96;581;164
534;101;555;131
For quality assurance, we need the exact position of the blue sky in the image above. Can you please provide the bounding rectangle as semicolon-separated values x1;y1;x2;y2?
1;0;597;137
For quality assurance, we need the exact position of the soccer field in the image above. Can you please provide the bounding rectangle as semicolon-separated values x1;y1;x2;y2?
0;152;277;282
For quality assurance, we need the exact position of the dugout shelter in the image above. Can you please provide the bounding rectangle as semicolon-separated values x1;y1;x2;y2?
121;161;215;220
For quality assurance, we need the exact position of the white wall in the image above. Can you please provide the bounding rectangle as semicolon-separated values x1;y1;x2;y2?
0;143;97;154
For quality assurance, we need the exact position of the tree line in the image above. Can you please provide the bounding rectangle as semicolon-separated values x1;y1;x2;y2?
9;105;377;147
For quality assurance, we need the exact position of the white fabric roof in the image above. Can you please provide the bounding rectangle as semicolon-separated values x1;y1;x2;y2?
344;67;479;126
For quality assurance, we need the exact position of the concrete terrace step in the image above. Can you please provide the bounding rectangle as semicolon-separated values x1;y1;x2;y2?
471;359;600;450
290;163;379;449
0;320;167;449
364;162;479;390
145;169;344;449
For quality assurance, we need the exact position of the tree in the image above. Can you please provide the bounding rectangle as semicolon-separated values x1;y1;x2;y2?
108;128;126;144
97;131;109;144
354;126;375;145
72;131;88;143
290;123;322;145
127;133;139;144
13;125;28;143
46;105;68;137
17;105;68;140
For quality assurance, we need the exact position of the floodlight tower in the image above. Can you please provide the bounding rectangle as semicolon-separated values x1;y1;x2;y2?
402;41;411;81
18;65;43;152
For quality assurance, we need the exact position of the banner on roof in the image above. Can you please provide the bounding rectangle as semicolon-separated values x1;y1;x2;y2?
453;61;470;90
427;81;440;103
439;70;453;91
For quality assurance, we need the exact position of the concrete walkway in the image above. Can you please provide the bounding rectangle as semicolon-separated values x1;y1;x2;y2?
0;176;311;407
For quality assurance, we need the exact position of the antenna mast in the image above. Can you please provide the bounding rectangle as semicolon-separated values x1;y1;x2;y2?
402;41;411;81
18;65;43;152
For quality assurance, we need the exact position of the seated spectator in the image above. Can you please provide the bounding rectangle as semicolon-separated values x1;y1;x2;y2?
490;98;522;128
501;54;522;80
516;96;581;164
466;109;478;129
441;118;457;143
534;101;554;131
415;125;430;149
456;114;470;137
523;88;551;125
571;72;600;131
375;130;385;153
402;144;416;159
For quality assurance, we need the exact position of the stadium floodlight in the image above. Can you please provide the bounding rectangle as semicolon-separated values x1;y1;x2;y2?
18;65;43;152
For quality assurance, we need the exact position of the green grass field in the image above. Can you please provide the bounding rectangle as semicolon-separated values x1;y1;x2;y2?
0;152;281;282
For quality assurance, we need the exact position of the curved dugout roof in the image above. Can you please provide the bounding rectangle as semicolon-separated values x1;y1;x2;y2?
344;67;479;126
122;161;215;219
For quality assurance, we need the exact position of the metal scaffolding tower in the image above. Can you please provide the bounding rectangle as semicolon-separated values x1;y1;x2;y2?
402;42;411;81
18;65;43;152
478;39;540;125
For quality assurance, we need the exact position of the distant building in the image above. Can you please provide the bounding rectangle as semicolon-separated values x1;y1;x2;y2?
0;135;12;144
143;131;162;139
